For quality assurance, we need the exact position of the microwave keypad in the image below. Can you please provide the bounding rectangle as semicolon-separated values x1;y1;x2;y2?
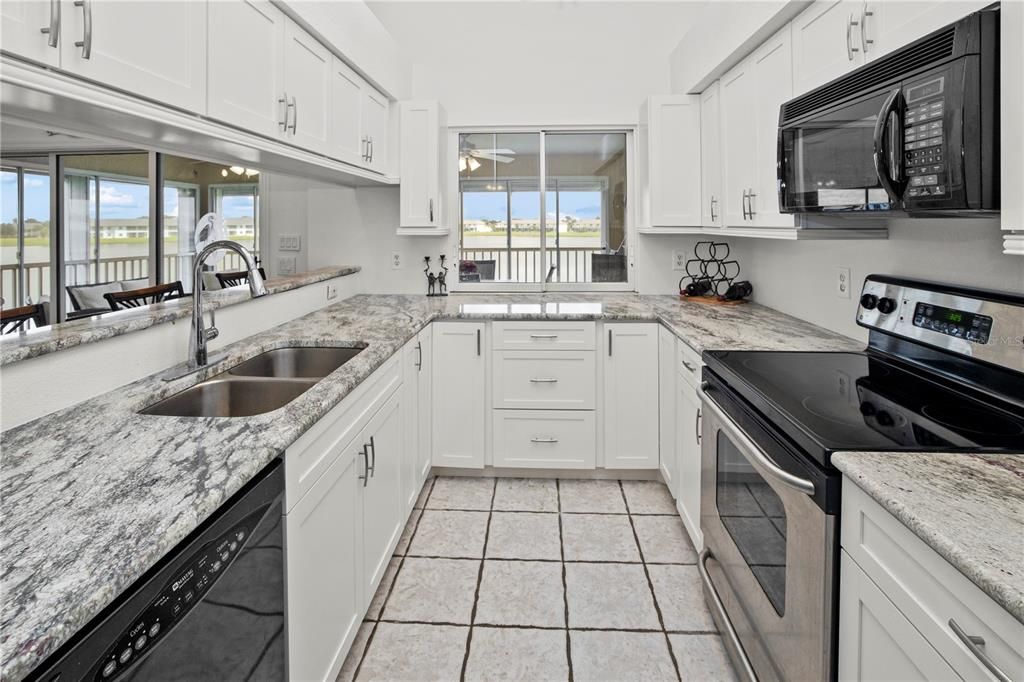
903;97;947;198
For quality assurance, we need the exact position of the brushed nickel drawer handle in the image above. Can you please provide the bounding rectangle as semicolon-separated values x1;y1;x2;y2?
529;377;558;383
530;437;559;443
949;619;1011;682
529;334;558;339
682;360;697;372
698;549;758;682
40;0;60;47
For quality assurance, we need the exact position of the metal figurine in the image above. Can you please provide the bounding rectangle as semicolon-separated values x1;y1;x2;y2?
423;256;436;296
436;254;449;296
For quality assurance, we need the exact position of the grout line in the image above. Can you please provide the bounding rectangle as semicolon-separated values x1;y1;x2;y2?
557;479;574;682
459;477;497;681
352;476;435;681
619;480;683;682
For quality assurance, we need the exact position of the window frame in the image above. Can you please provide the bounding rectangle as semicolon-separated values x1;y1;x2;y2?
447;126;636;293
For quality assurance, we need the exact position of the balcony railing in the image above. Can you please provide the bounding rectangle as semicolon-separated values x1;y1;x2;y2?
1;252;255;309
459;246;619;284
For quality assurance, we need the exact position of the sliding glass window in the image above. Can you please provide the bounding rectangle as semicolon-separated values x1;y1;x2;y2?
458;130;628;288
1;161;51;308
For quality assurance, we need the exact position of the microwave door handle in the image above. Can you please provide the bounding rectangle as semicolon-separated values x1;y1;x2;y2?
873;89;904;204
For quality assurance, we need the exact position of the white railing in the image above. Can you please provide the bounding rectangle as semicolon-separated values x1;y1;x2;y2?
459;246;610;283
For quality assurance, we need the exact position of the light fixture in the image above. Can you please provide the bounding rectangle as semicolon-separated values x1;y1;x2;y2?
459;156;467;172
221;169;229;177
229;166;245;175
468;157;481;172
244;168;259;177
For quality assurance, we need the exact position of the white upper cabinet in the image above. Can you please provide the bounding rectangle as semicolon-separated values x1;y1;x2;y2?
208;0;286;137
699;82;723;227
792;0;865;95
603;323;660;469
866;1;991;60
328;56;365;167
1;0;61;66
750;25;795;228
361;87;389;172
399;100;447;229
60;0;207;113
282;18;331;151
637;95;703;228
720;60;757;228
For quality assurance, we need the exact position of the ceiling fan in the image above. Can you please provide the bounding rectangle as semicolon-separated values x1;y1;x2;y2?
459;141;516;172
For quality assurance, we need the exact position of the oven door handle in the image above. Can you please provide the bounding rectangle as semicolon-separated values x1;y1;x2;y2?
698;548;758;682
873;88;904;205
702;390;816;496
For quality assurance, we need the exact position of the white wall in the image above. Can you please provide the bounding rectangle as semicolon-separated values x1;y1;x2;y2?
742;219;1024;340
264;172;311;276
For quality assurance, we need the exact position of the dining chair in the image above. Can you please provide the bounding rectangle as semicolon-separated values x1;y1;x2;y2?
1;303;48;334
103;282;185;310
215;267;266;288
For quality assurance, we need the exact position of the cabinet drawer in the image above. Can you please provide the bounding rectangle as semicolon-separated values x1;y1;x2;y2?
676;340;703;387
841;480;1024;681
493;351;595;409
492;321;596;350
285;354;401;511
493;410;596;469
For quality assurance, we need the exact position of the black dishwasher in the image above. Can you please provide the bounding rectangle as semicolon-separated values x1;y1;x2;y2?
30;460;285;682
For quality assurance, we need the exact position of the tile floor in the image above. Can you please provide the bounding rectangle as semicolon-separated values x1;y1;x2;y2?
338;477;738;682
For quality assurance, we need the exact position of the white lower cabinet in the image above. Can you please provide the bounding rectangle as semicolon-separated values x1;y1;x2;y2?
675;372;703;550
839;479;1024;681
492;350;595;410
432;322;486;468
658;327;678;495
493;410;596;469
402;331;431;512
603;323;660;469
285;449;360;682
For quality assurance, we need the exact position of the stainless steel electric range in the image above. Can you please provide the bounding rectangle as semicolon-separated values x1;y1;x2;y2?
696;275;1024;682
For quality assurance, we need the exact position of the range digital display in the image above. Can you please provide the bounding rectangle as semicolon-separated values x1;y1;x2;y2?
913;302;992;343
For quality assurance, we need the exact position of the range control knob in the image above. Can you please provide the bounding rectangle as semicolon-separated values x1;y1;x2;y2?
859;293;878;310
876;297;897;314
875;410;895;427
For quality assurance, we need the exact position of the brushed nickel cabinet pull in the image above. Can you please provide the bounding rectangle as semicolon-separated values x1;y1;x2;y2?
530;437;559;443
476;328;481;356
948;619;1010;682
861;5;874;54
529;334;558;339
73;0;91;59
608;329;612;356
359;446;369;486
529;377;559;383
40;0;60;47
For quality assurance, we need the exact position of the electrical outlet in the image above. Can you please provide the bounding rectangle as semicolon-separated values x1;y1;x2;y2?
326;284;338;300
391;252;402;269
672;250;686;271
278;234;301;252
278;256;297;275
836;267;852;299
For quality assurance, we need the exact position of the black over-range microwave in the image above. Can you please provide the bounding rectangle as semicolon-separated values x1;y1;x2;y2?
778;4;999;215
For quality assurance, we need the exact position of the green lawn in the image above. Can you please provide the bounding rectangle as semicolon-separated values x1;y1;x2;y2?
463;230;601;239
1;236;254;247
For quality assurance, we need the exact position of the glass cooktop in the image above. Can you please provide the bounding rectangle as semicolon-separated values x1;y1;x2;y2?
704;350;1024;462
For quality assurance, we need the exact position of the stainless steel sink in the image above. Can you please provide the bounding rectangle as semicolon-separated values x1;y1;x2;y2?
141;377;315;418
227;346;363;379
142;346;364;417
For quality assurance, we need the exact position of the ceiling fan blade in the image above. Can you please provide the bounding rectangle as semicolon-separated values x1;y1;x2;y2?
474;151;516;163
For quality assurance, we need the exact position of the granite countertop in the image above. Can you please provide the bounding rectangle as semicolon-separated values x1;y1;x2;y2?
0;266;361;366
832;452;1024;625
0;292;889;680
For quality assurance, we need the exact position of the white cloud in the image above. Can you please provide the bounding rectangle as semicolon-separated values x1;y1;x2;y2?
99;185;139;207
24;177;47;189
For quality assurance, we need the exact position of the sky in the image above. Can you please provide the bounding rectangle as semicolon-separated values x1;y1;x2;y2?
462;190;601;222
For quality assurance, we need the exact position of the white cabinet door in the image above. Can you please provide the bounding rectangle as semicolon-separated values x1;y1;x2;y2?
60;0;206;113
416;329;433;480
360;390;405;605
603;323;659;469
432;322;485;468
792;0;864;96
282;18;330;151
676;378;703;550
641;96;703;227
720;59;757;227
838;551;958;681
1;0;60;66
402;338;421;513
399;100;446;228
286;452;360;682
699;82;723;227
328;56;365;167
362;88;389;173
867;0;989;60
208;0;285;138
658;327;677;495
751;25;796;228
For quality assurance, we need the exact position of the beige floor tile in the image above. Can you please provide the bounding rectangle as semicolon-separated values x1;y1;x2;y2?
475;560;565;627
492;478;559;512
464;627;569;682
561;514;640;562
670;634;738;681
382;557;480;624
336;621;374;682
622;480;677;514
409;510;489;558
427;476;494;510
558;479;627;514
394;508;422;556
565;562;660;629
633;515;698;564
486;512;561;560
648;564;716;632
570;630;677;682
357;622;468;682
366;557;401;621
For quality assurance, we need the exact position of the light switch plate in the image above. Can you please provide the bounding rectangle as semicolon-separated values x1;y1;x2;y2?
279;234;301;252
278;256;297;275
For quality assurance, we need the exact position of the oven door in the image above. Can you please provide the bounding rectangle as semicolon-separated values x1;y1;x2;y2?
698;387;837;682
779;87;903;213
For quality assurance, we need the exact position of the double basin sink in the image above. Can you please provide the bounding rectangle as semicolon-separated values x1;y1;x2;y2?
142;346;364;418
